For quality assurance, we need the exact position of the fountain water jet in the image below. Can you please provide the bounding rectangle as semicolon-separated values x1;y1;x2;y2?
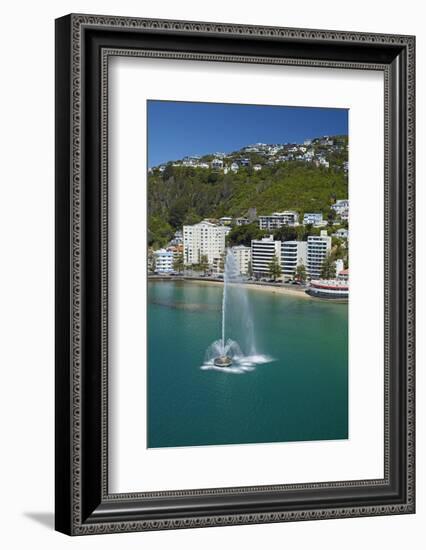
214;250;238;366
202;248;273;373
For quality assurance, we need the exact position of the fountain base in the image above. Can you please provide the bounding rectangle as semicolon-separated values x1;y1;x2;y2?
213;355;233;367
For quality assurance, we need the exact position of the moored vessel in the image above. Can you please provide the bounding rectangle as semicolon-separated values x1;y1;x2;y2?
306;279;349;300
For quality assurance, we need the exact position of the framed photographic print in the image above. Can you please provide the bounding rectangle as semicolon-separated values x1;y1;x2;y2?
55;14;415;535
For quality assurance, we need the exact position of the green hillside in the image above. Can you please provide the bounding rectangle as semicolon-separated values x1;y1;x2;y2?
148;161;347;247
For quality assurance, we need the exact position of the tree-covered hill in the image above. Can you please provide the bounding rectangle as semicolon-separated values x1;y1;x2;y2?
148;161;348;248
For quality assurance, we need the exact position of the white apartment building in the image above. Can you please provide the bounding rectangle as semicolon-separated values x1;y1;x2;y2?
211;158;224;169
244;144;261;152
251;236;281;277
219;216;233;226
340;210;349;222
235;217;250;226
333;228;349;239
231;245;251;276
303;212;323;226
258;211;299;230
169;229;183;246
318;157;330;168
331;199;349;216
306;230;332;278
331;199;349;222
183;221;228;267
281;241;308;280
154;249;174;273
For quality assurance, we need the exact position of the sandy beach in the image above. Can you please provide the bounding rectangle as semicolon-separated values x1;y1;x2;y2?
150;276;312;299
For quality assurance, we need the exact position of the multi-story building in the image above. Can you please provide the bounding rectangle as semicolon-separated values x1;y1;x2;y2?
332;228;349;240
169;229;183;246
183;221;228;267
243;144;264;153
303;212;323;226
219;216;233;226
306;230;332;278
251;236;281;277
258;211;298;230
182;155;201;167
231;245;251;276
318;157;330;168
340;210;349;222
303;150;315;161
235;217;250;226
268;145;282;155
331;199;349;216
211;158;224;169
281;241;307;280
153;249;174;273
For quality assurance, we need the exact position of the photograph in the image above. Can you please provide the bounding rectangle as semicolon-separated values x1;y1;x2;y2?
52;9;415;538
147;100;350;448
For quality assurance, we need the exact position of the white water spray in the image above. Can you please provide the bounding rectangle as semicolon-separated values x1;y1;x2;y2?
202;248;273;373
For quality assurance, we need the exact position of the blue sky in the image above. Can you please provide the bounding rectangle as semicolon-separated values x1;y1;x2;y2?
147;100;348;167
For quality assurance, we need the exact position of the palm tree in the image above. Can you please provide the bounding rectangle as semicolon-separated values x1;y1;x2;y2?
268;255;282;281
199;254;209;275
320;254;336;279
247;261;253;277
295;263;307;282
173;253;184;273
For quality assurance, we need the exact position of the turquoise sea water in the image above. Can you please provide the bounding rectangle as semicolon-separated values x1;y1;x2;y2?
147;281;348;448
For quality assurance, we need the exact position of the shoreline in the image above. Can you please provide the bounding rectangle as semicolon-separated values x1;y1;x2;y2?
148;276;348;303
148;276;314;300
189;278;313;299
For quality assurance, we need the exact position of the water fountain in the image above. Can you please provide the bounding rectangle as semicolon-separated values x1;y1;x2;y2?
202;249;273;373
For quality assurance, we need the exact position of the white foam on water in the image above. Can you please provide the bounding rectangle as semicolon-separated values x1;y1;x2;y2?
201;249;275;375
201;350;275;374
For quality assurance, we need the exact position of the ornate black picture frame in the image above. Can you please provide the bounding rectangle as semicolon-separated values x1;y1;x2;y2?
55;13;415;535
